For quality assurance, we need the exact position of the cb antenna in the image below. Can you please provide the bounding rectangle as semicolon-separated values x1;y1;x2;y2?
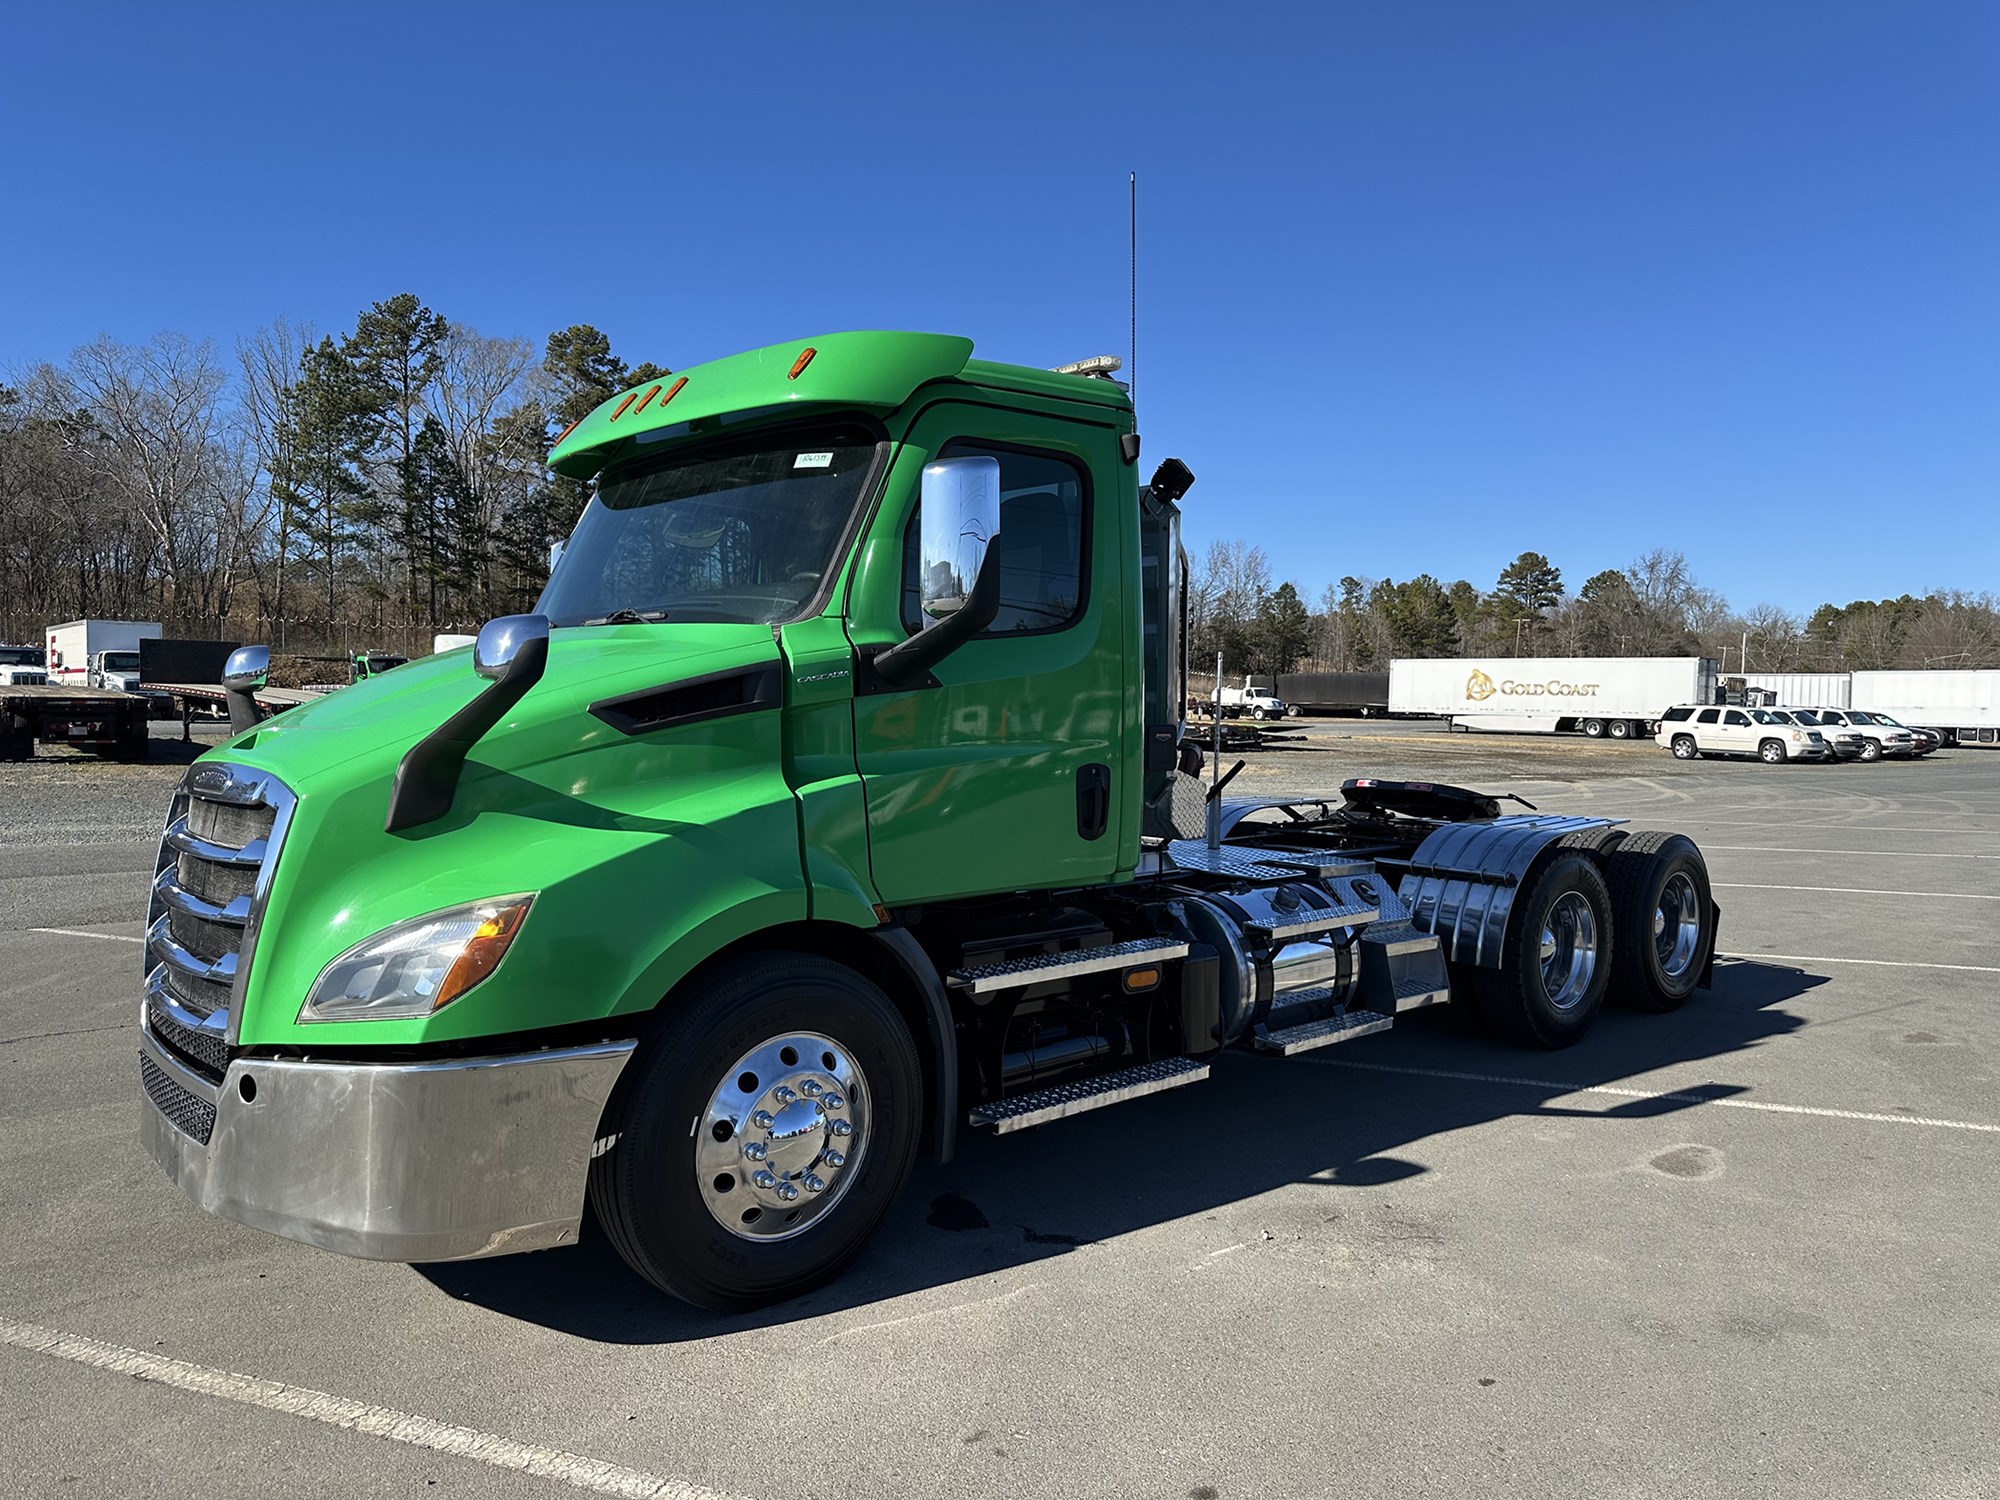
1129;170;1137;407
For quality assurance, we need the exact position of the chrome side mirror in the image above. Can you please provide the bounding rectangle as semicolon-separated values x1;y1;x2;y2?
916;456;1000;624
474;615;551;682
221;645;269;734
222;645;269;691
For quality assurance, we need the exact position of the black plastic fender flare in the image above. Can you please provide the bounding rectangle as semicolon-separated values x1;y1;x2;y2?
865;926;960;1165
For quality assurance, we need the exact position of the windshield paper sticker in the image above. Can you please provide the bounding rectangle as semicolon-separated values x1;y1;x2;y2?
793;452;834;469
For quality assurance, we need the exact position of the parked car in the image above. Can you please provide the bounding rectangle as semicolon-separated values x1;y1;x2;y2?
1771;708;1864;761
0;645;49;686
1656;705;1829;763
1808;708;1917;760
1856;711;1941;755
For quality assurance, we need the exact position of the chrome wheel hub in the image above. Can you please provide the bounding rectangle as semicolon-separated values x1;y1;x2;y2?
1537;891;1600;1012
696;1032;867;1241
1653;871;1702;979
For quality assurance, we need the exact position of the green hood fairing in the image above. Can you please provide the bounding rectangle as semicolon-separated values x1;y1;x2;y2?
208;625;815;1050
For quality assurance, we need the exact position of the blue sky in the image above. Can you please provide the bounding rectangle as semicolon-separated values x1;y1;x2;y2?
3;1;1993;616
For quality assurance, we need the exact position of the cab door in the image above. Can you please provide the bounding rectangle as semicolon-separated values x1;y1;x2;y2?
1718;708;1755;755
845;401;1131;905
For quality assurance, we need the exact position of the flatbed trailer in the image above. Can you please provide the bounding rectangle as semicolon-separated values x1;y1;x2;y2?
148;682;326;741
1;682;152;760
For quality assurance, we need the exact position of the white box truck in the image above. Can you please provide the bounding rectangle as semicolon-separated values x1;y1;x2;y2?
1852;670;2000;748
1390;656;1719;739
1742;672;1852;709
45;620;162;684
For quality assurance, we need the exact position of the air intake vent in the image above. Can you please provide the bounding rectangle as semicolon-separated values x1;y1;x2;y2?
590;666;782;737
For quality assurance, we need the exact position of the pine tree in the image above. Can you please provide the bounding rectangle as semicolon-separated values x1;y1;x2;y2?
347;295;448;625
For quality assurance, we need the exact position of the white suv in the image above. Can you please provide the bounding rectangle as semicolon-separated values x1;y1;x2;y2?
1657;705;1829;763
1772;708;1863;761
1807;708;1916;761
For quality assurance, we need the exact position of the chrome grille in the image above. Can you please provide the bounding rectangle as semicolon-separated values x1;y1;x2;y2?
143;762;295;1058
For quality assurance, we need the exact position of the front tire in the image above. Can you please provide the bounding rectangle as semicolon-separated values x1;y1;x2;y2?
1758;739;1786;764
1476;854;1614;1048
1604;832;1714;1011
1858;739;1881;762
590;952;922;1311
1670;734;1698;760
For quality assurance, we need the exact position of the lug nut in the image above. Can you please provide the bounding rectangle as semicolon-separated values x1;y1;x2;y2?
772;1086;797;1105
742;1142;768;1162
803;1175;826;1194
775;1182;800;1202
820;1093;845;1111
830;1119;853;1137
751;1110;775;1130
820;1150;845;1169
799;1079;822;1097
752;1170;778;1190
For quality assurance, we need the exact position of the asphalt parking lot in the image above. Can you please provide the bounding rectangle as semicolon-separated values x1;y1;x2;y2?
2;722;1996;1499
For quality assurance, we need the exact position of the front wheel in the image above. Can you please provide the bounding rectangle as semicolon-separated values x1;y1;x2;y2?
1758;739;1786;764
1604;832;1714;1011
1476;853;1614;1048
590;952;922;1310
1858;740;1881;762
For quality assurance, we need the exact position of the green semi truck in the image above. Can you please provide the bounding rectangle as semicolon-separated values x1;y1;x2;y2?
138;331;1719;1310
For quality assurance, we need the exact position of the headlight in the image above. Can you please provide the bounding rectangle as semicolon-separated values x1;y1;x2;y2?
300;896;533;1022
1790;731;1802;742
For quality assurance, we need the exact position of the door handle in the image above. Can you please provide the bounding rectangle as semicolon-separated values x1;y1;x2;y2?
1076;763;1110;840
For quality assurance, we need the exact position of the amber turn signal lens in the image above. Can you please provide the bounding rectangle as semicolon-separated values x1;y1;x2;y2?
1122;967;1161;993
788;347;817;380
434;899;533;1010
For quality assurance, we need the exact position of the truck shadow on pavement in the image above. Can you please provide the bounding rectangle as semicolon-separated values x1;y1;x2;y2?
416;958;1823;1342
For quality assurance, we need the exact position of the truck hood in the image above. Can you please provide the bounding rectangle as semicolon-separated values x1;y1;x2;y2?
211;623;785;801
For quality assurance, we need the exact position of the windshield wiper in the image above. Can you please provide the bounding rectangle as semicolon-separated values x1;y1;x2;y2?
580;608;672;626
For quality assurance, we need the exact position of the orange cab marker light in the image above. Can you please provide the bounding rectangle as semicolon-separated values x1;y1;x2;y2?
788;347;817;380
552;416;584;448
608;391;639;422
658;376;689;406
1122;967;1161;993
631;383;663;415
434;900;532;1011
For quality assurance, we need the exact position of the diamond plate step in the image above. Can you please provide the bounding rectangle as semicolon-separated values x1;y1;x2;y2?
1253;1009;1394;1055
968;1056;1210;1134
1361;923;1439;958
1248;898;1379;943
948;938;1189;995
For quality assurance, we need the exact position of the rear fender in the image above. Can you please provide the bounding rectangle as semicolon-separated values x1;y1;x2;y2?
1399;815;1623;969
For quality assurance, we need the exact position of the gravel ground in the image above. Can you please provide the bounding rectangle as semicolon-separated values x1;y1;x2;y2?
0;720;226;849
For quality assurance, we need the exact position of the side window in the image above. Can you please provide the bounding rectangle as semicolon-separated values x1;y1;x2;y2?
902;441;1088;635
1662;707;1694;722
1724;710;1749;726
1695;708;1720;724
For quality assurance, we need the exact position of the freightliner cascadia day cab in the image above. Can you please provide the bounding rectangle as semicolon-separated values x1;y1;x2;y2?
138;333;1720;1310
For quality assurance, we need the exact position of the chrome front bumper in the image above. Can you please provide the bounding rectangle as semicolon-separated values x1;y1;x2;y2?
139;1021;635;1263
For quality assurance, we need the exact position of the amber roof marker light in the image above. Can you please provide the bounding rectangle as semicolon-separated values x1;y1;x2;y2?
788;347;818;380
658;376;689;407
630;383;663;415
608;391;639;422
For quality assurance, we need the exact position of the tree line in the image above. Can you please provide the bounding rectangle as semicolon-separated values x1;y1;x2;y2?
0;295;664;653
1192;542;2000;676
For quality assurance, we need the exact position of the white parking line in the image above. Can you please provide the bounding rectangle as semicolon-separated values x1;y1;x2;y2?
27;928;145;943
1702;844;2000;861
1304;1060;2000;1134
1724;951;2000;976
1712;883;2000;901
0;1316;744;1499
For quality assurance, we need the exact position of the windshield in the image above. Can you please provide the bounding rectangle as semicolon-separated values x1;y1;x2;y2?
102;651;140;671
1787;710;1822;726
1869;713;1905;728
1750;710;1785;725
538;423;882;628
0;647;39;666
1844;711;1877;725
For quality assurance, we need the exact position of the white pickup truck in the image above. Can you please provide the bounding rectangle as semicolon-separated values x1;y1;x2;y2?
0;646;49;686
85;650;174;718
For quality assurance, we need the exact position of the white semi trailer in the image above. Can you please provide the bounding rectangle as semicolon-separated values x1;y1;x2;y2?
1852;671;2000;748
1391;656;1719;739
1742;672;1852;709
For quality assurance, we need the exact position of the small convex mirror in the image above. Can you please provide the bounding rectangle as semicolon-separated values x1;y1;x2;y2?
474;614;551;682
221;645;269;691
917;456;1001;623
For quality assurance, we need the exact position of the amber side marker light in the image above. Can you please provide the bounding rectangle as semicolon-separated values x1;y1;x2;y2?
551;416;584;450
631;383;663;415
608;391;639;422
658;376;689;407
1122;967;1162;993
788;347;817;380
433;899;533;1010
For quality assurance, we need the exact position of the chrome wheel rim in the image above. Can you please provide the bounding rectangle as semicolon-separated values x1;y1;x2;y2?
696;1031;868;1242
1673;738;1695;758
1536;892;1599;1012
1653;872;1702;979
